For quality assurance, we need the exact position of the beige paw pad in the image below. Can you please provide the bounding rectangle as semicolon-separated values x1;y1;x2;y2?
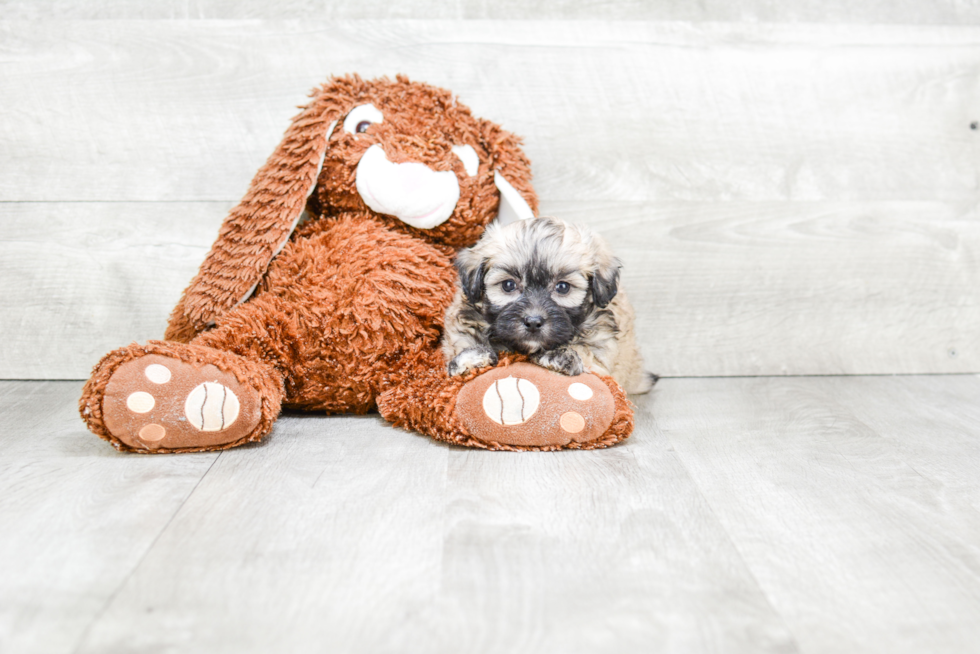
567;382;593;401
138;424;167;442
482;376;540;425
126;391;155;413
560;411;586;433
144;364;172;384
184;382;241;432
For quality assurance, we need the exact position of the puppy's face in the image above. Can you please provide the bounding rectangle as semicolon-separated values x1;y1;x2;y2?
455;217;620;354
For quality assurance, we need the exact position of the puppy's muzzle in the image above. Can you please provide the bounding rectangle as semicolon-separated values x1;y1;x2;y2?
522;314;545;332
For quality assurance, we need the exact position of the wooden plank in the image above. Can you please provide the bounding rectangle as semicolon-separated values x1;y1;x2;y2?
4;20;979;379
1;0;979;23
0;202;227;379
658;375;980;654
821;374;980;507
547;199;980;377
382;405;798;653
0;381;218;654
7;377;980;652
73;392;797;654
4;199;977;379
74;412;455;653
1;21;978;204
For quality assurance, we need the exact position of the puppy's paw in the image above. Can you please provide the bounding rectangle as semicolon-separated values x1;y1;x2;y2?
449;346;499;377
531;347;584;377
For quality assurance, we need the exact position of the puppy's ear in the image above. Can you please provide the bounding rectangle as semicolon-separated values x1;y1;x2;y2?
591;257;621;308
455;248;486;304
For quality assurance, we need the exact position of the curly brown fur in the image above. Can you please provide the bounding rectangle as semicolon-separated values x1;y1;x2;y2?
166;74;537;342
156;74;539;418
444;216;657;394
80;341;283;453
193;215;459;414
81;74;636;453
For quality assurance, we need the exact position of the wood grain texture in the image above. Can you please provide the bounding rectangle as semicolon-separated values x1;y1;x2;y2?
5;376;980;653
2;0;979;23
72;393;797;654
385;409;798;653
4;199;977;378
0;381;218;654
1;21;979;204
0;202;228;379
658;374;980;654
547;199;980;377
3;20;979;378
76;413;454;654
826;375;980;508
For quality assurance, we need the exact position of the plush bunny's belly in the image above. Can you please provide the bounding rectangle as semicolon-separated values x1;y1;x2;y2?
251;214;458;412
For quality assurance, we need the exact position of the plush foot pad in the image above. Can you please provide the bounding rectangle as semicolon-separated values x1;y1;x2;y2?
101;354;263;451
455;362;615;448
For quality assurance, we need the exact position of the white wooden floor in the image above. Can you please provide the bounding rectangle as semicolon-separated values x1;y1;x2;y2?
3;376;980;654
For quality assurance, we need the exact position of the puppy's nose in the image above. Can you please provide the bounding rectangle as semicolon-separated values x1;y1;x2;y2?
523;315;545;331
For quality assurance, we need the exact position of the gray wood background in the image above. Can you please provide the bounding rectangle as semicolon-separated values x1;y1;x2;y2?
2;6;979;379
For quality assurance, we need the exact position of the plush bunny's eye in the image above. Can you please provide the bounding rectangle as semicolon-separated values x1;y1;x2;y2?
344;104;384;135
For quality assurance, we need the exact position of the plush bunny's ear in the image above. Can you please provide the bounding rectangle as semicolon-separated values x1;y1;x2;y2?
165;88;349;342
493;172;534;226
481;120;539;229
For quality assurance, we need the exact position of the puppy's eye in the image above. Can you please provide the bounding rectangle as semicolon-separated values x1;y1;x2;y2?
555;281;571;295
501;279;518;293
343;104;384;136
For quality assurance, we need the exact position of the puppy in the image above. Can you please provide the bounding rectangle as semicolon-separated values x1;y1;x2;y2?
443;216;656;394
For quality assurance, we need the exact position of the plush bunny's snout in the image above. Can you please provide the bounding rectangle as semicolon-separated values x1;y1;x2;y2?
355;144;461;229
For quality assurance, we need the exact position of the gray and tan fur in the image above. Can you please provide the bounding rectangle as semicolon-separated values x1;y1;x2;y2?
443;216;656;394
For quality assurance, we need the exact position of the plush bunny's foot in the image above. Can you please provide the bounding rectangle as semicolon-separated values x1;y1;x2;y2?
454;362;632;450
80;342;282;453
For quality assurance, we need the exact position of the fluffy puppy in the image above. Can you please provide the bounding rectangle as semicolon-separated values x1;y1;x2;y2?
443;216;656;394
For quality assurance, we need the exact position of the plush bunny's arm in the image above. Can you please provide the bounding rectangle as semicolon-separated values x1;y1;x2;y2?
166;96;341;342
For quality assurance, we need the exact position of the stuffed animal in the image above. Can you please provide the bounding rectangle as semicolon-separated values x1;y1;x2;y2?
79;74;634;453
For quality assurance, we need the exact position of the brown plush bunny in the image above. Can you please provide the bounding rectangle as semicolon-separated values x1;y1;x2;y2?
79;74;634;453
